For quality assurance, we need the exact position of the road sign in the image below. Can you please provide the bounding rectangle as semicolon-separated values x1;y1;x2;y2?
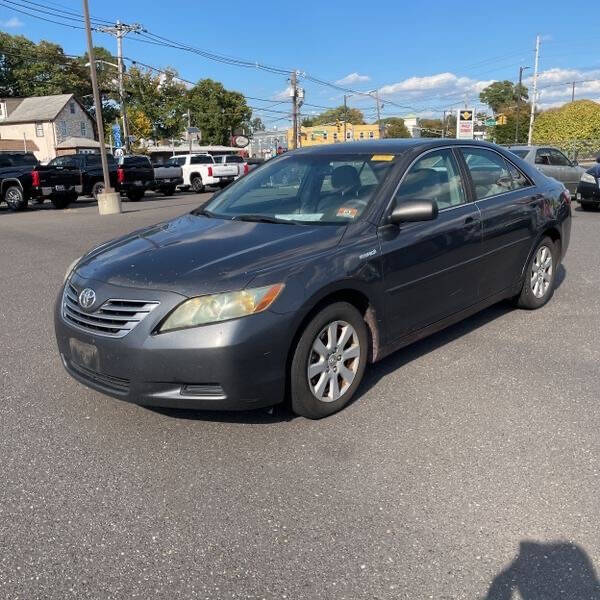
456;109;474;140
187;127;200;134
232;135;249;148
485;118;496;126
112;123;122;148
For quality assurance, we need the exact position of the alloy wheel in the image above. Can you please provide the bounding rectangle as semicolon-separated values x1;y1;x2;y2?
531;245;553;298
307;320;360;402
6;188;23;208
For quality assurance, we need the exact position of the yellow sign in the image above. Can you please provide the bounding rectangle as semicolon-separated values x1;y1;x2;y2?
371;154;395;161
461;111;473;121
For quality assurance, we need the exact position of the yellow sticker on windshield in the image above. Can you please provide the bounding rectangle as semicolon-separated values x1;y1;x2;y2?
371;154;395;161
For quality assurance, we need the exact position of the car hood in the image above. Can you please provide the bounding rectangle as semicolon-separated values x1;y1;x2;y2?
75;213;345;296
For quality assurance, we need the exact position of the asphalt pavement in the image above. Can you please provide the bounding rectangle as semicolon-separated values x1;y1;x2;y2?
1;192;599;599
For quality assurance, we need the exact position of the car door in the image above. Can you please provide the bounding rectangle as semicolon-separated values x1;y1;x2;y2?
548;148;579;193
378;147;482;341
460;146;538;299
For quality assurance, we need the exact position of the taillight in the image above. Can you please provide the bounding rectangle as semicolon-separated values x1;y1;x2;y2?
31;170;40;187
117;167;125;184
563;188;571;205
243;163;249;175
207;166;213;177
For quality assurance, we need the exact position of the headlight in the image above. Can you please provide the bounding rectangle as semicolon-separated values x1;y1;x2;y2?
64;255;83;282
158;283;285;332
580;172;597;184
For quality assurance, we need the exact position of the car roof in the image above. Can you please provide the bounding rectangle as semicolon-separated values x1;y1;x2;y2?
291;138;511;155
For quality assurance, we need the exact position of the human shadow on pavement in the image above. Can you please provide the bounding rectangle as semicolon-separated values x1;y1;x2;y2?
484;540;600;599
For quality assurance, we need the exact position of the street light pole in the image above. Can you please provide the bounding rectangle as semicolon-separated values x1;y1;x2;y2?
82;0;121;214
515;65;529;143
343;94;348;142
527;35;540;146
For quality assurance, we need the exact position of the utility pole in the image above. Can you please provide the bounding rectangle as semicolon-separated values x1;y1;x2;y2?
528;35;540;146
515;65;529;143
374;90;384;139
571;81;576;102
291;70;298;150
343;94;348;142
82;0;120;214
187;108;192;154
97;20;143;153
442;110;447;138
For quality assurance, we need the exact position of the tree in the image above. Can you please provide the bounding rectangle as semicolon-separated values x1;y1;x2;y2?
186;78;251;145
532;100;600;158
479;80;528;114
303;105;365;127
381;117;410;138
488;105;530;144
128;108;153;140
250;117;265;132
0;32;90;97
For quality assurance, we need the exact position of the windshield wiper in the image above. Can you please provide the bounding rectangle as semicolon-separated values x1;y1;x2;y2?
193;207;216;217
232;214;295;224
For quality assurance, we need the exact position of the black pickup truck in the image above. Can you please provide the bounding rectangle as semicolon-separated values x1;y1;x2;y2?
0;152;81;211
47;153;155;201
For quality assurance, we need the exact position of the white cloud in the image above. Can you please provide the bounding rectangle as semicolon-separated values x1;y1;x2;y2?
1;16;23;28
273;86;293;101
335;72;370;86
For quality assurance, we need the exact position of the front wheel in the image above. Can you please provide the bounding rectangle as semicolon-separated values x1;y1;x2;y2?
4;186;28;211
51;193;76;209
515;237;558;310
290;302;368;419
127;190;145;202
91;181;105;201
580;202;598;212
162;185;176;196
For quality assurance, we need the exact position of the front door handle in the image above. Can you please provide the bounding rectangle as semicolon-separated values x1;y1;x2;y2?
464;216;476;224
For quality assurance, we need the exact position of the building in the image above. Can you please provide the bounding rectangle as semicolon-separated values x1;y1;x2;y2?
248;128;288;158
0;94;95;163
400;115;421;137
287;123;380;147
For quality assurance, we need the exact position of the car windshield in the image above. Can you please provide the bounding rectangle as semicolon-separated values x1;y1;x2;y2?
509;149;529;159
200;153;396;224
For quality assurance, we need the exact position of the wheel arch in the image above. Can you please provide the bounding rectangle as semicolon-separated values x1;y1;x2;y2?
520;224;562;280
1;178;24;196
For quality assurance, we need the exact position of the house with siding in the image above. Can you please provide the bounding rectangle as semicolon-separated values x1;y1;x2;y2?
0;94;96;163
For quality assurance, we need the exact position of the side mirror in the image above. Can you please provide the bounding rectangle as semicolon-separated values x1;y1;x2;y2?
572;159;578;167
388;200;439;225
596;155;600;164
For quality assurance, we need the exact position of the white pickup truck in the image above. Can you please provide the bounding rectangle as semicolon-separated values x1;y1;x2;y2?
171;154;239;193
212;154;249;179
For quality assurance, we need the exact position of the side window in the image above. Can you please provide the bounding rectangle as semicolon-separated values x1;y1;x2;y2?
506;161;532;190
549;149;570;166
462;148;512;200
395;149;466;210
535;149;551;165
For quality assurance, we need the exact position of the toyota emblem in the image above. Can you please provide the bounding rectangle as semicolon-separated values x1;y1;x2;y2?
78;288;96;310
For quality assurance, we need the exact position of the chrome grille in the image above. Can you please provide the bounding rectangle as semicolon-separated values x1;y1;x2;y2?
62;283;159;338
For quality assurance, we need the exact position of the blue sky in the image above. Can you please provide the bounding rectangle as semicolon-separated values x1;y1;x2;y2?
2;0;600;127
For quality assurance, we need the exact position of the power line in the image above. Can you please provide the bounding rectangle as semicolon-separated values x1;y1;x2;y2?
0;0;85;29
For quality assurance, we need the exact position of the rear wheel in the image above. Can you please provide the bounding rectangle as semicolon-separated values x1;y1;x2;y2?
191;175;204;193
290;302;368;419
516;237;557;310
91;181;105;201
4;185;27;211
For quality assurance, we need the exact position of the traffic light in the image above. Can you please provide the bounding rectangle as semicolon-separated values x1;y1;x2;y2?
496;114;507;125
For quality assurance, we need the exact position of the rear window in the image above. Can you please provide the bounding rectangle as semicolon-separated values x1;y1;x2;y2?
226;156;244;163
121;156;151;167
4;153;38;167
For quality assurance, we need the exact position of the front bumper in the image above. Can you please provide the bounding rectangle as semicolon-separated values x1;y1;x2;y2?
576;181;600;201
54;276;292;410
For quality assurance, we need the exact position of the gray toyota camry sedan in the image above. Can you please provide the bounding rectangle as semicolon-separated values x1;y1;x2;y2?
55;140;571;418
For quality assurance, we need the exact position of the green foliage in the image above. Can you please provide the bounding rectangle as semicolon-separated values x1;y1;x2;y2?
381;117;409;138
489;106;530;144
479;80;528;113
303;106;365;127
250;117;266;132
186;79;251;145
0;32;90;97
419;118;444;137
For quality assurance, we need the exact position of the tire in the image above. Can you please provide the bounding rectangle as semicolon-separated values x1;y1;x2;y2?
191;175;204;193
580;202;598;212
51;194;75;209
162;185;176;196
290;302;368;419
4;185;28;211
515;237;558;310
91;181;105;201
126;190;145;202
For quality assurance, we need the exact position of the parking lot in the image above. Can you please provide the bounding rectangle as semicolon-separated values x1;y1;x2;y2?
1;193;599;599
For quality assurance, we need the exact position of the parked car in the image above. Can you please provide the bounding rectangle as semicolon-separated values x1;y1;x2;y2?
55;140;571;419
575;156;600;210
0;152;81;210
170;154;240;192
212;154;249;179
507;145;584;193
151;158;184;196
47;153;154;201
